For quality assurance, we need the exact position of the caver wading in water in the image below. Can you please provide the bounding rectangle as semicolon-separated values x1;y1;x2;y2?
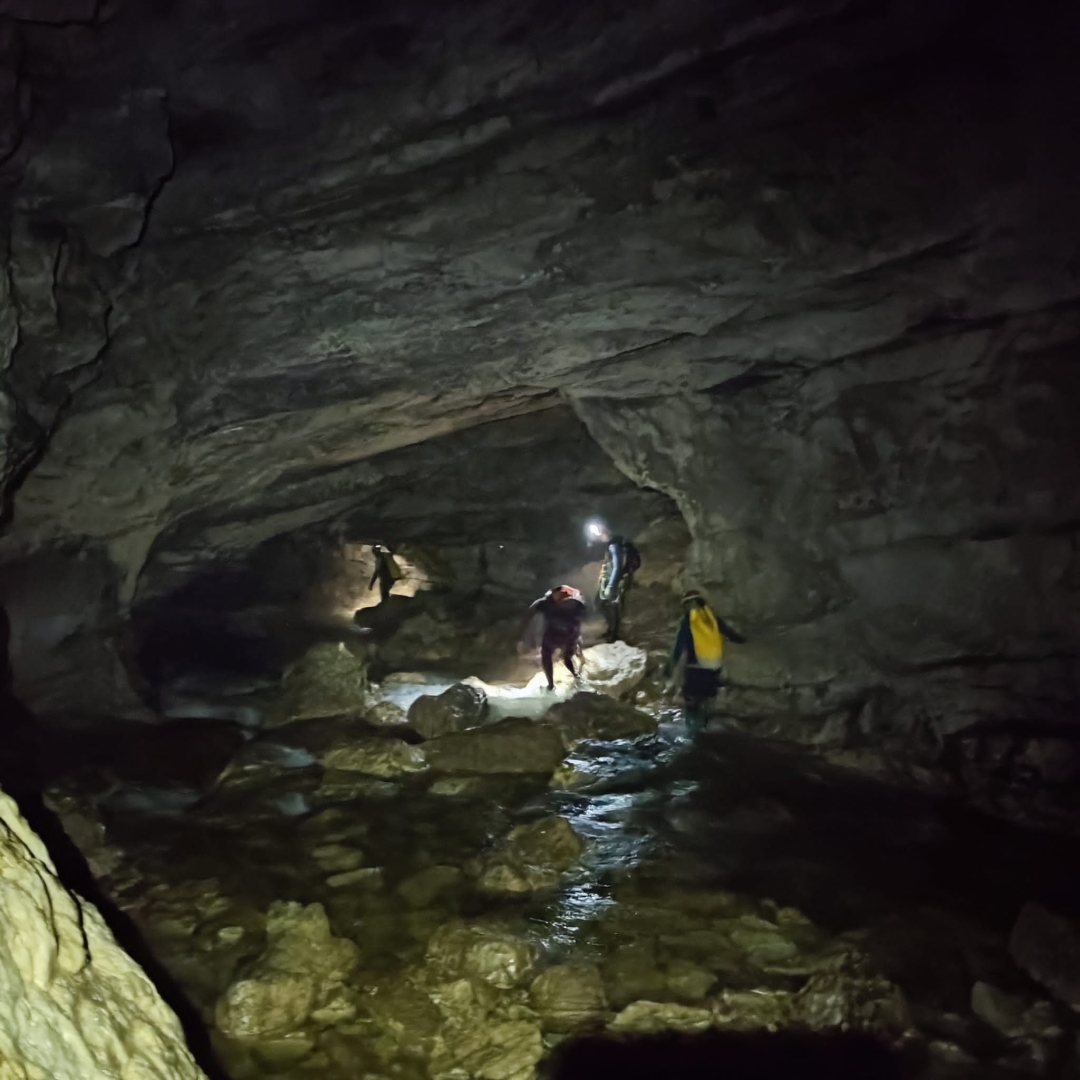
589;522;641;643
664;589;746;735
527;585;587;691
370;544;404;604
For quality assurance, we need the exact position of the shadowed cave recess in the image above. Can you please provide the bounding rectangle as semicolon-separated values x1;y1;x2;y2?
1;1;1080;1078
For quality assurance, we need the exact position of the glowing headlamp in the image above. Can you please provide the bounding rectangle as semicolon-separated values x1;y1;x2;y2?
585;519;608;542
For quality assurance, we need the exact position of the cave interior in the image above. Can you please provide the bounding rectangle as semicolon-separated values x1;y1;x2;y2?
1;1;1080;1078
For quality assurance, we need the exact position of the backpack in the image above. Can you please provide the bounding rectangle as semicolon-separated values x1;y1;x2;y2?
384;551;404;581
623;540;641;575
689;606;724;669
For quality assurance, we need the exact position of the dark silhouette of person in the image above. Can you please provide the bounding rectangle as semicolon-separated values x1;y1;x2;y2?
528;585;586;691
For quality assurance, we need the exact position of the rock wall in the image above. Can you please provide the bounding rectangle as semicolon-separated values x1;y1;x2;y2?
577;327;1080;756
0;786;206;1080
0;0;1078;766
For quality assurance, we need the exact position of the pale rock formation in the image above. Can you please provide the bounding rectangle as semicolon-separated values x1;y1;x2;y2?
0;787;207;1080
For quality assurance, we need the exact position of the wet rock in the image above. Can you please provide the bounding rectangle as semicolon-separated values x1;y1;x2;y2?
428;1019;543;1080
0;787;208;1080
793;953;910;1035
478;816;585;896
604;941;670;1008
426;719;565;776
215;901;359;1039
317;771;402;800
730;918;800;966
399;866;463;908
503;816;586;871
364;972;444;1057
380;610;464;670
711;989;794;1030
326;867;384;890
280;642;369;723
609;1001;713;1033
426;922;539;990
408;683;489;740
578;641;649;698
212;739;318;794
526;643;648;699
545;693;657;747
429;776;489;797
42;782;125;879
312;844;366;873
665;960;716;1002
972;981;1060;1041
321;736;428;778
529;964;608;1032
1010;903;1080;1010
365;700;408;728
251;1032;317;1067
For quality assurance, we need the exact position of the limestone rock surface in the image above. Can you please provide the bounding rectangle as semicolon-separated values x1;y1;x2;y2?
0;787;207;1080
215;900;359;1039
1009;903;1080;1010
408;683;489;740
320;736;428;778
478;815;586;895
282;643;368;723
0;0;1078;813
425;719;566;776
529;964;608;1032
546;692;657;747
425;922;539;990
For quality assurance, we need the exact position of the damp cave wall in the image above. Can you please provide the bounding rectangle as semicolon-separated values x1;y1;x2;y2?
0;0;1076;773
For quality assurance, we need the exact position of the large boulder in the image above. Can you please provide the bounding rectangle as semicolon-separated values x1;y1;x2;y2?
578;641;649;697
545;692;657;747
525;642;648;699
428;1020;543;1080
1009;903;1080;1010
280;642;368;723
425;921;539;990
320;737;428;778
478;816;586;896
215;901;358;1039
609;1001;713;1034
365;700;409;728
408;683;489;740
971;981;1060;1041
425;719;566;776
792;953;909;1035
0;787;208;1080
529;964;608;1032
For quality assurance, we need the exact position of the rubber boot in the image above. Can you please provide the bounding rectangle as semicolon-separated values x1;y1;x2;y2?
684;701;706;737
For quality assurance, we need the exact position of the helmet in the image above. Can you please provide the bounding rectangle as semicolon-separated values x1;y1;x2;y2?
552;585;580;602
681;589;706;607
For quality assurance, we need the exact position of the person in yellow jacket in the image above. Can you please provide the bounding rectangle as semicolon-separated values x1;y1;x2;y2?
662;589;746;734
370;544;404;604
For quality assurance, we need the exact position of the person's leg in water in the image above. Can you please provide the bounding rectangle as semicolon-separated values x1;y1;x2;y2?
604;599;621;643
682;666;719;737
541;634;556;690
610;576;632;642
563;643;578;680
378;566;393;604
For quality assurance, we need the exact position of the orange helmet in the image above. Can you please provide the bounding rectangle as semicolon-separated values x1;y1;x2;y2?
551;585;580;602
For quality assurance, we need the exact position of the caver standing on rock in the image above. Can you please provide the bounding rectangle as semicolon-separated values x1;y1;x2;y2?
593;525;641;643
369;543;404;605
526;585;587;691
663;589;746;735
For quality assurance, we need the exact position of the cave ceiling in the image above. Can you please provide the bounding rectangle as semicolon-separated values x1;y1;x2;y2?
0;0;1078;599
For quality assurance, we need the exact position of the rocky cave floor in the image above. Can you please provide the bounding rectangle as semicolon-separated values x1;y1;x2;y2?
35;646;1080;1080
